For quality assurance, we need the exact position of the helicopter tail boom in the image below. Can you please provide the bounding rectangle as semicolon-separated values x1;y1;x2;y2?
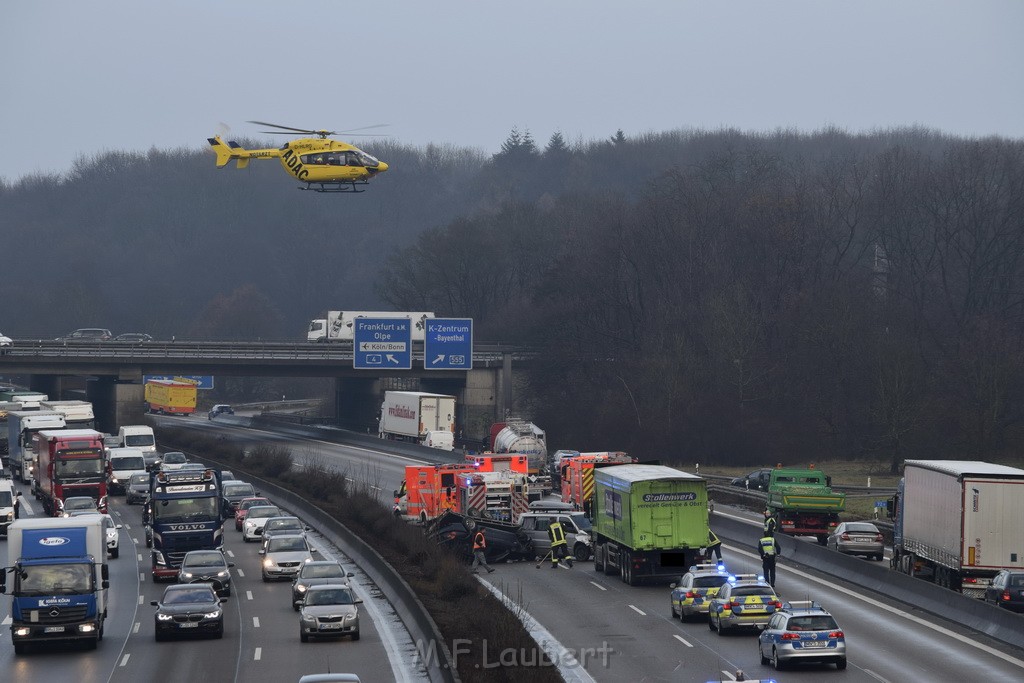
208;135;252;169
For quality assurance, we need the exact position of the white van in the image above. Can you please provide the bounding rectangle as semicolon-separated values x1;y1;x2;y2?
0;478;14;537
106;447;148;495
118;425;156;455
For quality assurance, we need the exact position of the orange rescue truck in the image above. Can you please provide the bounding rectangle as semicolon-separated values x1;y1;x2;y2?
561;452;634;511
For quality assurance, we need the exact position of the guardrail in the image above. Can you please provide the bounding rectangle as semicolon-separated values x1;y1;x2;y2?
0;339;536;364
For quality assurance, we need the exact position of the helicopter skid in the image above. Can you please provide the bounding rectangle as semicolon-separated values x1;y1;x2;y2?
300;181;368;193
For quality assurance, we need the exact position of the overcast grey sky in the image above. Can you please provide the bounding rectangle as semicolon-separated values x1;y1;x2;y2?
2;0;1022;183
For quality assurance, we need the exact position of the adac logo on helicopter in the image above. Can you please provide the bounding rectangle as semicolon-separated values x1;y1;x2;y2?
207;120;389;194
280;148;309;181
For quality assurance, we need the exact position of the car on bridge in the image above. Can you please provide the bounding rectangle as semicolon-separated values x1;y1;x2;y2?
115;332;153;342
0;331;12;353
56;328;113;342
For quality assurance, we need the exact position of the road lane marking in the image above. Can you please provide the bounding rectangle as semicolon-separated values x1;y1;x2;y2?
726;541;1024;670
253;616;260;628
246;591;254;601
137;553;143;562
628;604;646;616
237;569;245;578
589;581;607;591
120;654;130;667
137;595;144;604
1;616;10;626
139;572;145;582
226;550;235;557
254;647;262;661
133;622;140;634
124;523;132;530
673;634;693;648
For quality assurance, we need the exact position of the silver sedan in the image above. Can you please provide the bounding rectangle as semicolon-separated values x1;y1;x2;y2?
826;521;884;560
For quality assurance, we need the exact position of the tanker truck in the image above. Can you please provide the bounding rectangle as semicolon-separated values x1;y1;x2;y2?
490;420;548;489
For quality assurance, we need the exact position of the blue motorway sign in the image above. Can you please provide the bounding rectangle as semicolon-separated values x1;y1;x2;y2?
143;375;215;390
424;318;473;370
353;317;412;369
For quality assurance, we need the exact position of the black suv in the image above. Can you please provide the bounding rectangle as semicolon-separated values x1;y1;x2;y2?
731;468;773;491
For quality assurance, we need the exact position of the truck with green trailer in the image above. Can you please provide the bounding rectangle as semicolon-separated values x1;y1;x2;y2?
592;464;709;585
765;466;845;544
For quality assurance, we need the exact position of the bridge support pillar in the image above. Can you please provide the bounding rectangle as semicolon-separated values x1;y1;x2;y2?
334;377;380;433
88;378;144;434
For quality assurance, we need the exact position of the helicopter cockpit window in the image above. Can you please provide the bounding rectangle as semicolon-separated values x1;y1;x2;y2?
346;153;363;167
326;153;342;166
357;152;380;168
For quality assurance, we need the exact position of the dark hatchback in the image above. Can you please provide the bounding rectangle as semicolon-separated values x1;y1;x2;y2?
152;584;226;640
985;570;1024;613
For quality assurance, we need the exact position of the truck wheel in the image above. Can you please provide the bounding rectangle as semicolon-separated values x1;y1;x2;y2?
816;535;828;546
574;544;590;562
110;546;119;559
593;545;604;572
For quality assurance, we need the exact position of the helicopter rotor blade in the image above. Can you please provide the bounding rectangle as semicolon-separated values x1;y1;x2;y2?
247;120;316;134
335;124;391;134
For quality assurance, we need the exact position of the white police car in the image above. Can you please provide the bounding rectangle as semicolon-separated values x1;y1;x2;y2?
757;600;847;670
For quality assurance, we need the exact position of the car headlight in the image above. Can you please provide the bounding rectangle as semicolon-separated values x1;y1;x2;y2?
345;613;357;621
296;584;307;593
263;558;273;568
157;613;174;621
203;610;222;619
216;570;229;578
304;557;313;563
180;572;194;579
111;477;119;484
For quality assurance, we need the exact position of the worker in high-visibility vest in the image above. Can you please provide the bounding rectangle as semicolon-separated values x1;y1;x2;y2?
548;520;573;568
470;527;494;574
763;509;778;536
758;533;781;587
706;530;723;561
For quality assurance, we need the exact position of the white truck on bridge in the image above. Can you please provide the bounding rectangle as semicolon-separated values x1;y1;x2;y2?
308;311;435;342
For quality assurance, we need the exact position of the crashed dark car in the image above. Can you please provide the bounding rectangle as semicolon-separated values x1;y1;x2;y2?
427;511;533;563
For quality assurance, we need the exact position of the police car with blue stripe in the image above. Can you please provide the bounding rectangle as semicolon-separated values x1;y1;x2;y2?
757;600;847;670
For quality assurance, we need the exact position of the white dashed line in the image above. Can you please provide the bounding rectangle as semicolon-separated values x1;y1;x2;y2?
673;634;692;647
246;591;254;601
226;550;235;558
253;616;260;628
137;553;143;562
628;604;646;616
237;569;245;578
137;595;144;605
120;654;130;667
139;572;145;582
133;622;140;634
254;647;262;661
589;581;607;591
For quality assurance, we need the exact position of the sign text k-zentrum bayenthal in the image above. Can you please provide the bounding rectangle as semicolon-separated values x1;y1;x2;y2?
352;317;473;370
424;318;473;370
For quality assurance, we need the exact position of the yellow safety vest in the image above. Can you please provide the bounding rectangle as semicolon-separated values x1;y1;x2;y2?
759;537;777;557
549;522;567;547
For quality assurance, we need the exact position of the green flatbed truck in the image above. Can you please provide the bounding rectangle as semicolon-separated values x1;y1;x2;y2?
592;464;709;585
765;467;845;544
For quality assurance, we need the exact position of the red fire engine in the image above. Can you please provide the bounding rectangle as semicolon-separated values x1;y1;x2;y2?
561;452;634;511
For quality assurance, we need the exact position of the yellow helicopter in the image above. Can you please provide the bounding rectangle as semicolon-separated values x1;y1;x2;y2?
208;121;389;193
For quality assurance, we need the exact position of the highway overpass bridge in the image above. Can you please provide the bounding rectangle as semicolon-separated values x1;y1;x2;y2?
0;339;534;435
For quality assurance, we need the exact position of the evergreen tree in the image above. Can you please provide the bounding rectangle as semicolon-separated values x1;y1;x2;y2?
610;129;627;145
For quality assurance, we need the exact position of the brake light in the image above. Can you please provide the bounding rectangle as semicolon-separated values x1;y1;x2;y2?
840;533;850;541
963;577;978;584
781;632;800;640
685;591;697;599
828;630;844;639
772;600;783;608
730;600;743;608
1002;591;1011;602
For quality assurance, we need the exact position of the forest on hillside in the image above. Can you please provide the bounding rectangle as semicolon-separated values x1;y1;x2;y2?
3;127;1024;469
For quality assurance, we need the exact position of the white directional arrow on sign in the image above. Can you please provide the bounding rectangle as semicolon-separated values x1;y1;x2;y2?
386;354;400;364
432;354;445;365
